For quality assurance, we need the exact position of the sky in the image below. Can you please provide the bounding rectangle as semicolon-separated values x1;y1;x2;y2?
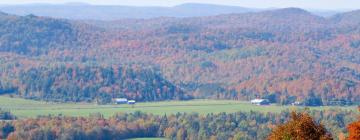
0;0;359;10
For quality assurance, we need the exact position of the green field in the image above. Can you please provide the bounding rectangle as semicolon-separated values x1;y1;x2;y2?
0;96;357;118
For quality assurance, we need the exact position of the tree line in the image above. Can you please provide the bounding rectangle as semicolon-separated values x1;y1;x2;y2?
0;108;358;140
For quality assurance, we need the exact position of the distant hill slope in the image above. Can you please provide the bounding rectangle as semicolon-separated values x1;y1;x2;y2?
0;12;102;54
1;64;189;102
331;10;360;25
89;8;360;104
97;8;329;49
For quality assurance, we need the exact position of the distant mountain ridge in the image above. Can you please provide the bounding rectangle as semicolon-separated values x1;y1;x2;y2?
0;7;358;54
0;3;256;20
0;3;346;20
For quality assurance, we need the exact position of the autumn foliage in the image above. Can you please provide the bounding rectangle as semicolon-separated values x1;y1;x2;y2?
0;109;358;139
347;107;360;140
347;122;360;140
268;111;333;140
0;9;360;104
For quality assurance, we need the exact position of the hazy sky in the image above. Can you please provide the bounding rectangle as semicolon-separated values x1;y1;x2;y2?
0;0;359;10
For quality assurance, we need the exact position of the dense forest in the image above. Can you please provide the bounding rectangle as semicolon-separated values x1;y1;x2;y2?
1;64;189;102
0;12;104;55
0;109;357;140
0;8;359;104
92;8;360;105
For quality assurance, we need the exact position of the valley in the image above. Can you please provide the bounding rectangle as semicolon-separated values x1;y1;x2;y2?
0;2;360;139
0;8;359;105
0;96;356;118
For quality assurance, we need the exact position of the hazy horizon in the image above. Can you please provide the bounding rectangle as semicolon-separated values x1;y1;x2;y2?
0;0;359;10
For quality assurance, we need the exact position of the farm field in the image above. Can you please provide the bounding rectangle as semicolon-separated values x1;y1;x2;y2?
0;96;357;118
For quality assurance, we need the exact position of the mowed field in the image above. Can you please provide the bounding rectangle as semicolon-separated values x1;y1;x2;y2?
0;96;357;118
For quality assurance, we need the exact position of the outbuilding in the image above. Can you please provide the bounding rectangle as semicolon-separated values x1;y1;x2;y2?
114;98;128;104
250;99;270;105
291;101;302;106
127;100;136;105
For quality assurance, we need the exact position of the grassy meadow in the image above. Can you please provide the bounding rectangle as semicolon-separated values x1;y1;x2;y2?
0;96;357;118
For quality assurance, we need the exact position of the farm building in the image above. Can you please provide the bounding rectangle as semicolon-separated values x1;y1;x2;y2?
291;101;302;106
250;99;270;105
114;98;128;104
127;100;136;105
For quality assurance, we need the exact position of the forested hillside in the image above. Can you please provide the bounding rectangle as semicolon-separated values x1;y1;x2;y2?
88;8;360;105
0;12;102;55
0;109;357;139
0;8;359;104
0;64;188;102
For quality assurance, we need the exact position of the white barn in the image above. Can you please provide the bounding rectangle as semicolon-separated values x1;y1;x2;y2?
114;98;128;104
250;99;270;105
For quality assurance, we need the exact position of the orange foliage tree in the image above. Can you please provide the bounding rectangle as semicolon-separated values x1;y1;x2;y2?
347;107;360;140
267;111;333;140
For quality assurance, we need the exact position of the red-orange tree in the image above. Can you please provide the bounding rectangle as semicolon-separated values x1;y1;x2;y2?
347;107;360;140
267;111;333;140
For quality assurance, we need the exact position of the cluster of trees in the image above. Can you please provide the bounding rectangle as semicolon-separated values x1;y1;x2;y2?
347;107;360;140
0;109;357;140
0;109;15;120
3;65;189;102
348;120;360;140
268;111;333;140
268;107;360;140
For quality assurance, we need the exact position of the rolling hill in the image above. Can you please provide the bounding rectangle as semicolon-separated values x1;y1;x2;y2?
0;8;359;105
0;12;102;55
91;8;360;104
0;64;189;102
0;3;345;20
